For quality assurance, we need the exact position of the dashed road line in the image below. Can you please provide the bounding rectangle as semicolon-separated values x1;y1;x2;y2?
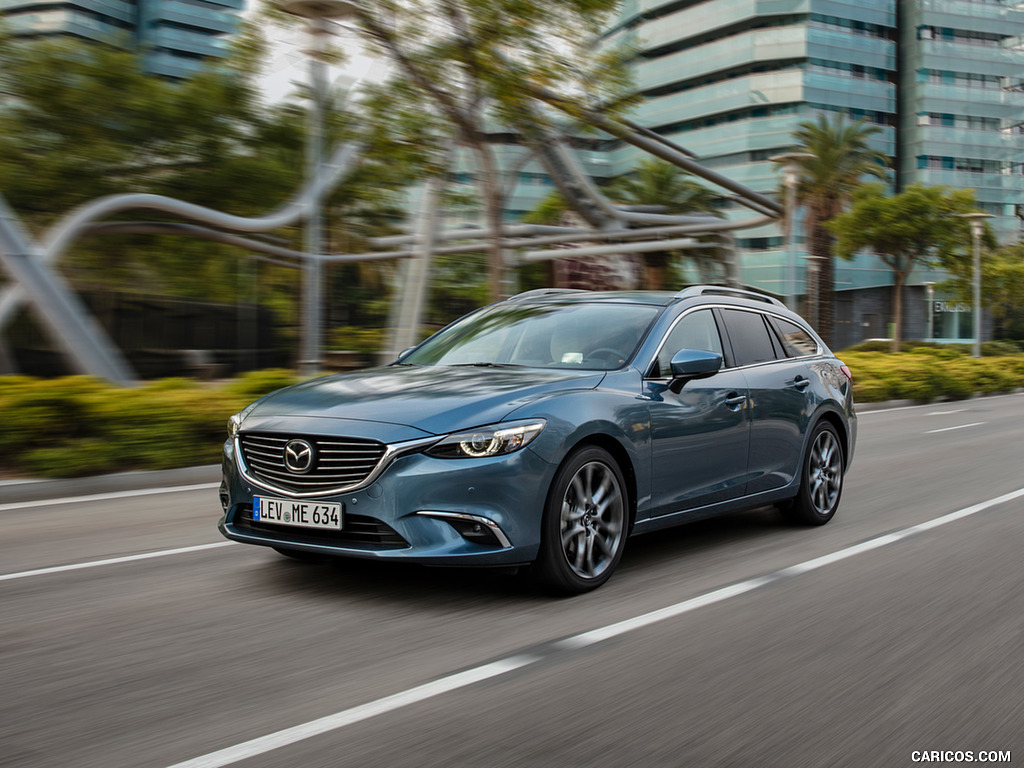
166;486;1024;768
0;542;235;582
925;421;986;434
0;482;220;513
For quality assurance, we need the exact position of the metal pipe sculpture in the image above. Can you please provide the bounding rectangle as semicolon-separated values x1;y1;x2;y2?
0;89;785;383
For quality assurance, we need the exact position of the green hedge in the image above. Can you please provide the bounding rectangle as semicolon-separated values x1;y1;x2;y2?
1;348;1023;479
842;347;1024;404
0;370;298;478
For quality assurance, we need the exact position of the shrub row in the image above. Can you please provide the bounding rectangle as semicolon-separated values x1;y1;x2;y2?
843;348;1024;403
1;349;1022;479
0;370;298;478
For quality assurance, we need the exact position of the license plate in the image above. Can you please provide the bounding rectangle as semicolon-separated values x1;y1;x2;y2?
253;496;343;530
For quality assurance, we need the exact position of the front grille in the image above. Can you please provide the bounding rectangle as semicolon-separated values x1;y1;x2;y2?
239;432;387;494
234;506;409;550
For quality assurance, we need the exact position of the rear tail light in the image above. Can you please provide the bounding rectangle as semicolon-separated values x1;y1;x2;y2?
840;364;853;381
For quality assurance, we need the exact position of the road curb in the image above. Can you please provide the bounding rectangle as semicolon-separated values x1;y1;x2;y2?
855;388;1024;413
0;465;222;505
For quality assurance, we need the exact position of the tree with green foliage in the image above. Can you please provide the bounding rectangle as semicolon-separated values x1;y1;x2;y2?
348;0;634;301
940;242;1024;341
829;183;979;352
0;29;430;358
775;114;889;344
605;158;720;289
0;30;305;302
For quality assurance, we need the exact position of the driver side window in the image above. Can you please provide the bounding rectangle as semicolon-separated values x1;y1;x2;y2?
651;310;724;378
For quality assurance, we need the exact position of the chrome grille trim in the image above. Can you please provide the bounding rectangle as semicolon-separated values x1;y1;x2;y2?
235;433;439;498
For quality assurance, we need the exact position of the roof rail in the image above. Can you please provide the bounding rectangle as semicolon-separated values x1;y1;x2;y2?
674;285;785;307
506;288;587;302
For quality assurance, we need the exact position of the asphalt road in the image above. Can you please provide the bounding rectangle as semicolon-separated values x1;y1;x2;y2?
1;394;1022;768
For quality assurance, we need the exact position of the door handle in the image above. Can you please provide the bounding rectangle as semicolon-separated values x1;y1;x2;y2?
793;376;811;390
725;393;746;409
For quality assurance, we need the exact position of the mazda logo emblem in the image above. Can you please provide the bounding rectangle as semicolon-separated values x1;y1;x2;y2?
283;439;314;474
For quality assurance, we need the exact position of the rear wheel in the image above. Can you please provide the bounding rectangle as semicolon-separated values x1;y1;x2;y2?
784;421;844;525
534;447;628;595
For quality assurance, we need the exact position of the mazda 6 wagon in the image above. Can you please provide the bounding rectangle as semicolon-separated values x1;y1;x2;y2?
218;286;856;594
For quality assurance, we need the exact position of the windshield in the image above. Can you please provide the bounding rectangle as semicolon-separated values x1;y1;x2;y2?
401;302;661;371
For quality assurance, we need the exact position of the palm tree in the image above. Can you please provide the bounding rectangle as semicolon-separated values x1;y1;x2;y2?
779;114;889;345
606;159;721;290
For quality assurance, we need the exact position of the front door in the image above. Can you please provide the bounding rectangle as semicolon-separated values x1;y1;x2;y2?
645;309;750;515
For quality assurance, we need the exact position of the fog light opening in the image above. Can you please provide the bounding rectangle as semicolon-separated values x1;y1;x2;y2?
219;487;230;513
417;511;512;549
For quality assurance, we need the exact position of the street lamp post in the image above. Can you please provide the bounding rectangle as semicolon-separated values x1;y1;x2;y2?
770;153;814;313
956;212;994;358
278;0;357;376
923;281;935;342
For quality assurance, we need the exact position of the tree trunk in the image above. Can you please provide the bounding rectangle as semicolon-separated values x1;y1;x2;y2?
818;241;835;347
473;145;507;302
890;271;905;354
807;218;834;345
644;251;670;290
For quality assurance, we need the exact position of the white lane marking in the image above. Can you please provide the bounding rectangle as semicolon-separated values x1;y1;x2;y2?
0;482;220;513
0;542;235;582
925;421;986;434
556;578;774;651
927;409;966;415
167;486;1024;768
857;391;1023;416
166;656;540;768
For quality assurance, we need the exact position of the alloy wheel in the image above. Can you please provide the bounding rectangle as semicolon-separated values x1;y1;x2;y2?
559;460;625;580
808;428;842;517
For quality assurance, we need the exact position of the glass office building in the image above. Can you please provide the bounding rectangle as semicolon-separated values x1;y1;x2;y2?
598;0;1024;344
0;0;243;79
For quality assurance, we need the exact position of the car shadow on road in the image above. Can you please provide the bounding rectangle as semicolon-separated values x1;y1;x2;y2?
240;504;796;606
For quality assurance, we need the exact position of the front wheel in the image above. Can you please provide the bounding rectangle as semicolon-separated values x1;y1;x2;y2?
784;421;844;526
534;447;629;595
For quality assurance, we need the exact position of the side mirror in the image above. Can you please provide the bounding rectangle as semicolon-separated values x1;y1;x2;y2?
669;349;723;392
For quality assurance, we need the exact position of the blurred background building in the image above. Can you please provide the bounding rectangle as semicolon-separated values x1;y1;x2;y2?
420;0;1024;346
602;0;1024;345
0;0;243;78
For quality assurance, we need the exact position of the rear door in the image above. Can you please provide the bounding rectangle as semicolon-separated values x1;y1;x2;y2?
717;309;813;495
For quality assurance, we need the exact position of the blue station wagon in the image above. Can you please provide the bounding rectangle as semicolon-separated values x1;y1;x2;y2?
219;286;856;593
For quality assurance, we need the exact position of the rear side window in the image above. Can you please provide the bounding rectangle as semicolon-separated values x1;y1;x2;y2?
772;317;818;357
720;309;779;367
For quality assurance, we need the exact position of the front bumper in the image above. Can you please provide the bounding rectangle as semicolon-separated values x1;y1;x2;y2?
219;437;556;566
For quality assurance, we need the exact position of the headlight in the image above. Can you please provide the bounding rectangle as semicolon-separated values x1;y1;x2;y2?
425;419;546;459
227;401;260;438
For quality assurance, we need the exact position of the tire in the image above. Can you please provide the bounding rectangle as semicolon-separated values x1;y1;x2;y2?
784;421;844;526
534;446;629;595
273;546;330;562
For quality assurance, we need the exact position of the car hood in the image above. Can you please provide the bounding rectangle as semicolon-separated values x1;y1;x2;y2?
242;365;606;436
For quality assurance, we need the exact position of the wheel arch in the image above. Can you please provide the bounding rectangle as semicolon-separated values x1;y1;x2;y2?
813;407;850;473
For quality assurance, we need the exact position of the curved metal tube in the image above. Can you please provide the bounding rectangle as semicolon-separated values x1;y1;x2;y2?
83;222;412;264
519;237;701;262
545;137;700;226
46;142;361;258
0;143;362;329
